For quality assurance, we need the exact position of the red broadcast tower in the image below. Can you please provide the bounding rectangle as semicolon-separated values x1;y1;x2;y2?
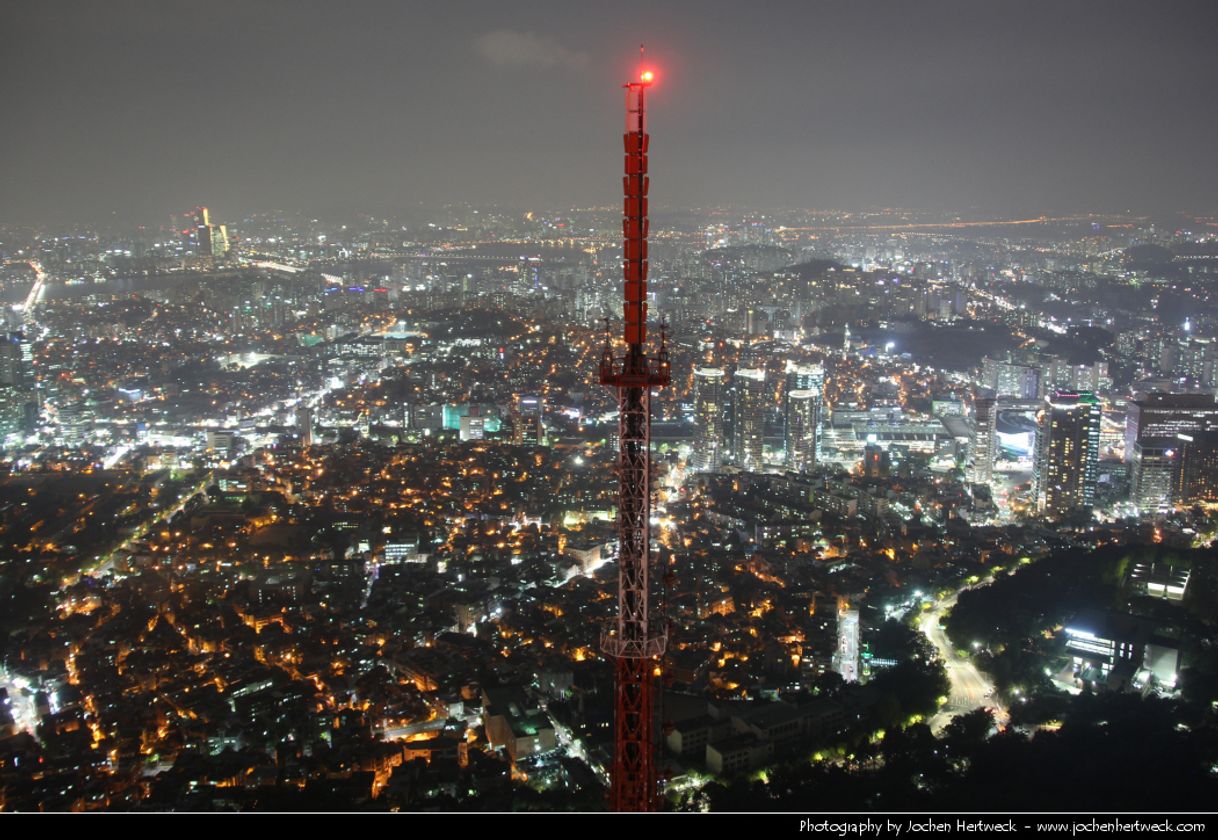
599;65;669;812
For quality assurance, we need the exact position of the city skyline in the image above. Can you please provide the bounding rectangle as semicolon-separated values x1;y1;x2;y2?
3;0;1218;819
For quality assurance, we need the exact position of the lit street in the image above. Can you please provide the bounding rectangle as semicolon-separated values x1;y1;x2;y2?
919;590;1008;731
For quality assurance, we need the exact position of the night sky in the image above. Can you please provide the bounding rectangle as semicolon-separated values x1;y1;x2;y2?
3;0;1217;224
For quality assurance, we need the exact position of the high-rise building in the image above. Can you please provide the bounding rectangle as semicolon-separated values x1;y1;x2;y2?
733;368;767;471
981;354;1040;399
785;390;819;472
1125;392;1218;461
1175;335;1218;387
1042;358;1109;395
0;387;29;439
1130;438;1178;513
513;395;544;445
1125;393;1218;507
784;362;823;471
210;224;229;257
0;333;36;439
195;206;230;258
0;332;32;389
299;405;314;447
691;367;726;472
968;388;996;485
1034;390;1102;516
784;362;824;398
1176;430;1218;504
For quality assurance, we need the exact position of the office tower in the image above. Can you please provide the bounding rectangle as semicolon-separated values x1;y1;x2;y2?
1176;430;1218;504
968;388;996;485
1034;390;1101;516
1125;392;1218;461
785;390;819;472
0;333;36;438
210;224;229;257
56;401;86;446
692;367;726;472
299;405;314;447
512;395;544;445
195;206;230;258
0;332;32;388
1125;392;1218;509
196;206;214;256
1130;439;1178;513
733;368;767;471
0;387;27;438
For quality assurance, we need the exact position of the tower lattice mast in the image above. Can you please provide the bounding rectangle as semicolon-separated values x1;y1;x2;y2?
599;62;668;813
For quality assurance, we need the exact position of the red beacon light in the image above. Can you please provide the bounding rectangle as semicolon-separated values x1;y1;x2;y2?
640;70;654;84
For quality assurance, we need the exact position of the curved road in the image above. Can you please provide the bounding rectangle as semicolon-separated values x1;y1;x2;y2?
918;590;1008;731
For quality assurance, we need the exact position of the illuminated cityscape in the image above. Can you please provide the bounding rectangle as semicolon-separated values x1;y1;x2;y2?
2;0;1218;819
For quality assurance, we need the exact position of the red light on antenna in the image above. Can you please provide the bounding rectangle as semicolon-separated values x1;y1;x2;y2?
640;70;654;83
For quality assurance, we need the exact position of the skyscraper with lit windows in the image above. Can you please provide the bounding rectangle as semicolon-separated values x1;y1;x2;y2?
1034;390;1101;516
784;362;823;470
733;368;767;471
785;390;819;472
692;367;726;472
968;388;996;486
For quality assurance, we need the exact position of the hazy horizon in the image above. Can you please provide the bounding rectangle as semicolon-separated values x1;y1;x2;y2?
3;0;1218;225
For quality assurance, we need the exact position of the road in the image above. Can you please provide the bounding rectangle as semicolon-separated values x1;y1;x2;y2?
83;469;215;578
21;259;48;325
0;667;41;736
918;590;1008;731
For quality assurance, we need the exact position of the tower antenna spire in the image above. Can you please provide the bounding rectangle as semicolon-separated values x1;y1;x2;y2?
601;55;667;812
